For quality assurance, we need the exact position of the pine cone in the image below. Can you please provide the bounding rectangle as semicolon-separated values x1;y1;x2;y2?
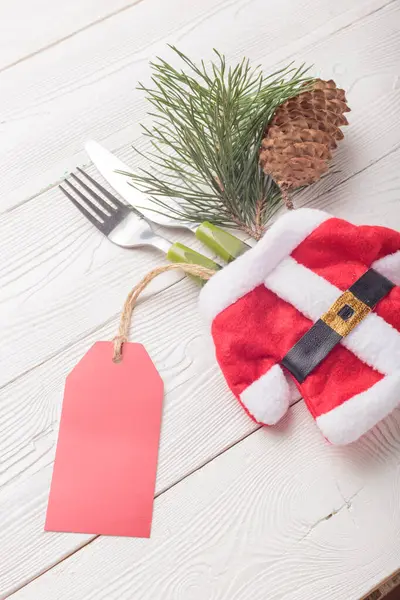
259;79;350;208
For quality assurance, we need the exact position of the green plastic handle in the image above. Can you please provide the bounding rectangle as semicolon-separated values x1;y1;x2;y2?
195;221;250;263
166;242;221;286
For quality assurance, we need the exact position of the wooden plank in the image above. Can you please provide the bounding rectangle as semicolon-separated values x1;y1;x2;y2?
1;0;399;595
362;570;400;600
7;402;400;600
2;0;398;391
0;279;256;598
2;83;400;393
0;0;135;72
0;0;388;212
1;146;399;597
0;153;200;390
300;146;400;225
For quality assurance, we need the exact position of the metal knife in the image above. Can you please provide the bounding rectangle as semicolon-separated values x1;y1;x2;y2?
85;140;250;262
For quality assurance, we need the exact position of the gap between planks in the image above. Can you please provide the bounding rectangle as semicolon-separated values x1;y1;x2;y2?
2;140;398;397
3;144;398;594
0;0;394;215
1;1;399;595
5;402;400;600
0;0;147;75
0;271;186;395
2;398;302;600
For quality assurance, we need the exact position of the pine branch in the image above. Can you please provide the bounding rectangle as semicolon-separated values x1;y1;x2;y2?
127;47;313;238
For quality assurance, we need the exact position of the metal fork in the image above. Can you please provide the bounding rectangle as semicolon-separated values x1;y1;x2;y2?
59;169;220;274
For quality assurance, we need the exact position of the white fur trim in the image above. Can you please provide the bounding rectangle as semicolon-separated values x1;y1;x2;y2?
316;371;400;445
373;250;400;285
240;364;291;425
264;257;400;376
198;208;330;324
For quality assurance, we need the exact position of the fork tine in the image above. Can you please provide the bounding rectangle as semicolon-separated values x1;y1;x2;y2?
60;185;107;233
76;167;127;211
64;178;108;220
70;172;117;214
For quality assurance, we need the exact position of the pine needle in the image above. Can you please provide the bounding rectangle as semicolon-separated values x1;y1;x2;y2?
127;47;313;239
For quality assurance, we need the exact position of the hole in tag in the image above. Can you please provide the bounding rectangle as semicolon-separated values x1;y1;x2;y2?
45;341;164;538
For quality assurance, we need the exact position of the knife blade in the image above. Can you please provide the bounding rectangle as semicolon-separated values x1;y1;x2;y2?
85;140;250;262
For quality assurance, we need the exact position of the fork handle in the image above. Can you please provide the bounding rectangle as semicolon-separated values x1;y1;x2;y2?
167;242;220;286
196;222;250;262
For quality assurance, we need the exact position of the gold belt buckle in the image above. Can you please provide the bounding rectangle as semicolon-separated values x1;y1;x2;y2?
321;291;371;337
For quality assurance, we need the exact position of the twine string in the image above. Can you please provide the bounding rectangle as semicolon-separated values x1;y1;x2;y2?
112;263;216;362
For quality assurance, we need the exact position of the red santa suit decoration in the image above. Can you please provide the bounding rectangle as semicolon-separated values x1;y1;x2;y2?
199;208;400;445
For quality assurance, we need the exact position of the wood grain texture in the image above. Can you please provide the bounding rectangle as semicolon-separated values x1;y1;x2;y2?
302;146;400;225
0;0;388;212
8;402;400;600
1;144;400;598
0;279;256;598
1;0;400;390
1;0;400;597
0;156;203;390
0;0;137;72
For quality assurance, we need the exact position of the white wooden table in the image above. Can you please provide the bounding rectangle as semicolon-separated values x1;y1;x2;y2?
1;0;400;598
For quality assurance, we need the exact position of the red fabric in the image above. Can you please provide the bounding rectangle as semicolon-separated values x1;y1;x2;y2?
292;218;400;285
212;283;383;420
301;347;382;419
292;217;400;331
211;215;400;427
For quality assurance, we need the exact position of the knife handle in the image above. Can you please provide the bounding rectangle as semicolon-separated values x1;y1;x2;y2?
166;242;220;286
195;222;250;262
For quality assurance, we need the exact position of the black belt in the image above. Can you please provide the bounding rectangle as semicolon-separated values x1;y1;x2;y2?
281;268;394;383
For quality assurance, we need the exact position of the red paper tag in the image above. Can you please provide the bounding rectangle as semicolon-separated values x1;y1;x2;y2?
45;341;163;538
